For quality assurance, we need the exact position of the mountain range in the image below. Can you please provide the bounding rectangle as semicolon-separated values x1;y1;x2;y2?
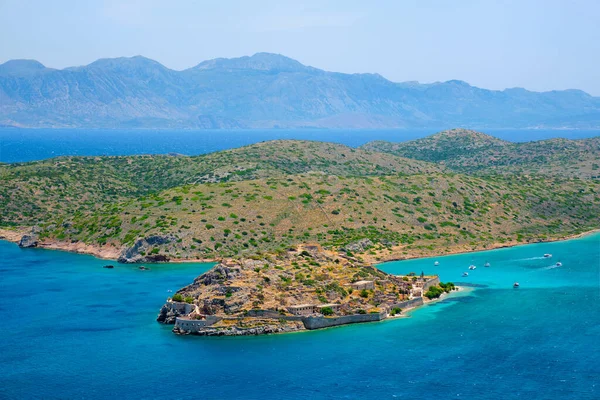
1;53;599;129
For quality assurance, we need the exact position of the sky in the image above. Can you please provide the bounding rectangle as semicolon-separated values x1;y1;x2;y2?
1;0;599;95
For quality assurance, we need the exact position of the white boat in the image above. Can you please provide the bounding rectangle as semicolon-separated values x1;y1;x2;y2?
543;254;552;258
469;265;476;270
556;262;562;267
434;261;439;266
462;272;469;277
513;282;520;288
484;262;490;267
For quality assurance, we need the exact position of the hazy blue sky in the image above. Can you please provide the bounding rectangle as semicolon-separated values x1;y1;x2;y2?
1;0;598;94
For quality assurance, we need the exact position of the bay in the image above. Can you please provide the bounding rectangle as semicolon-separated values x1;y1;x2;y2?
0;233;598;399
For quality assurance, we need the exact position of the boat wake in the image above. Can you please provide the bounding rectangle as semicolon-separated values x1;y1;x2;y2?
515;256;546;261
542;264;562;270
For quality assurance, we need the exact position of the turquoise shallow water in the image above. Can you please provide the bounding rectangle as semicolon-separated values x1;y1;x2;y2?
0;234;599;399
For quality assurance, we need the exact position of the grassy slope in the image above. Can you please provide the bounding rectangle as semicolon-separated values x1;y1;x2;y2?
0;140;439;228
362;128;600;179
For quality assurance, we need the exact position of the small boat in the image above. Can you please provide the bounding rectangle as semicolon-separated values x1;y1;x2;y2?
462;272;469;277
434;261;439;266
556;262;562;267
543;254;552;258
138;266;150;271
484;262;490;267
469;265;476;270
103;265;114;269
513;282;520;288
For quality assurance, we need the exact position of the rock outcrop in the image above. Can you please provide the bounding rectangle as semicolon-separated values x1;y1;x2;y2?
343;238;373;253
173;321;305;336
18;234;38;248
118;235;176;263
156;303;187;324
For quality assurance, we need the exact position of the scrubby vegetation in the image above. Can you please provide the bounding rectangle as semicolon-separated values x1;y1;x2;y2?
1;133;599;263
363;128;600;180
425;282;456;299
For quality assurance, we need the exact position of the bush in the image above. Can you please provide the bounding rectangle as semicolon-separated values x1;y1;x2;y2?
390;307;402;316
439;281;455;292
320;307;334;316
424;286;444;299
184;296;194;304
357;309;366;314
360;289;369;298
172;293;183;302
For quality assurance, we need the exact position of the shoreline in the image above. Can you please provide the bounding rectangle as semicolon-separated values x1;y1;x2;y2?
366;228;600;265
1;227;598;265
0;228;218;264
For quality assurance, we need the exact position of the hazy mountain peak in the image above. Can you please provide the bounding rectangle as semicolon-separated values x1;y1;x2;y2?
193;52;310;72
87;56;168;71
0;59;47;75
444;79;471;86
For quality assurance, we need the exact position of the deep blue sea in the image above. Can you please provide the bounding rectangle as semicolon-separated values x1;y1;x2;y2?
1;128;599;398
1;234;599;399
1;128;600;163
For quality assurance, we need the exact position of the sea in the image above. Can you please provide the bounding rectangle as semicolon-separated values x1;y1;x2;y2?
0;128;599;399
0;234;598;399
1;128;600;163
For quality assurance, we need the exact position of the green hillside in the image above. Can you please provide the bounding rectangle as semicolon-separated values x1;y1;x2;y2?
362;128;600;179
1;134;599;263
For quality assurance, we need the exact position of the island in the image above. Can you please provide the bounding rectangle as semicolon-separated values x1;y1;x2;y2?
1;129;598;335
157;243;455;335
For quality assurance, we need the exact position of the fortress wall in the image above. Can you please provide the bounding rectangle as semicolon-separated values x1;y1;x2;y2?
390;297;423;310
174;315;220;332
423;277;440;291
302;313;384;330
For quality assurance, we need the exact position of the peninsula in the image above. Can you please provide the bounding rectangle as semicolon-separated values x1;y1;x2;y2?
1;129;599;334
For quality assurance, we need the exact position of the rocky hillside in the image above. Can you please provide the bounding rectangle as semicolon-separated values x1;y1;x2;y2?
363;129;600;179
2;53;600;129
2;133;599;263
0;140;438;229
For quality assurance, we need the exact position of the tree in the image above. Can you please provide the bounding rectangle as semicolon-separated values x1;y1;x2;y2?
320;307;334;316
390;307;402;316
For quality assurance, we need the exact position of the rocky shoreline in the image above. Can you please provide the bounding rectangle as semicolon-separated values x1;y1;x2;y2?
2;227;597;266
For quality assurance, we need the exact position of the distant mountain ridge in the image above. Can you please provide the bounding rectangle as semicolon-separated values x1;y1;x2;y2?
1;53;599;129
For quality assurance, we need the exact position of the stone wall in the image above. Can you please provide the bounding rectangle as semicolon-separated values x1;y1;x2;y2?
302;313;384;330
246;309;283;318
390;297;423;310
174;316;221;332
423;276;441;291
245;310;304;321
